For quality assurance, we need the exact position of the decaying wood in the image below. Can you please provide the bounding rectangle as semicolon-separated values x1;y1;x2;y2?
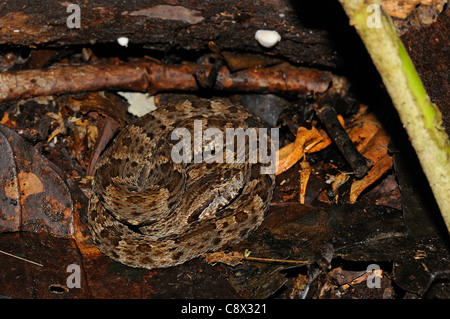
1;0;441;69
0;0;343;68
0;62;349;103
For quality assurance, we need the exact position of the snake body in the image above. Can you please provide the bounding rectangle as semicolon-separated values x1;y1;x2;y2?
88;98;275;269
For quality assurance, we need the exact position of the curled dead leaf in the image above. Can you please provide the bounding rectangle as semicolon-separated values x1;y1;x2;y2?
0;123;88;239
205;251;245;267
276;115;345;176
347;108;393;203
276;126;323;175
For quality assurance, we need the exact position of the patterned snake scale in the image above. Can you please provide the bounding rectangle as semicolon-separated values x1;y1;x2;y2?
88;98;275;269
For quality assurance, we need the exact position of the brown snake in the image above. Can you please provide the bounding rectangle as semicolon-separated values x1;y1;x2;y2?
88;98;275;269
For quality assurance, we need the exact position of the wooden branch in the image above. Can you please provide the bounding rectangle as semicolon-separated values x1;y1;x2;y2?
314;100;372;179
0;62;349;102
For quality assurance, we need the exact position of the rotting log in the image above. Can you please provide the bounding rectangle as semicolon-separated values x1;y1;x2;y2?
0;0;343;68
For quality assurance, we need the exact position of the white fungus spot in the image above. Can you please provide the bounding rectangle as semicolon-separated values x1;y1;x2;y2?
118;92;156;117
117;37;129;47
255;30;281;48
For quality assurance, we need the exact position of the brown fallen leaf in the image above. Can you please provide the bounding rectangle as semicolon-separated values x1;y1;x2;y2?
328;266;384;293
276;115;345;176
61;92;129;176
276;126;323;175
331;172;351;202
205;251;245;267
0;111;17;127
0;123;88;239
63;91;128;126
221;202;407;298
46;111;66;143
346;105;382;151
299;161;311;204
347;108;393;203
350;154;394;203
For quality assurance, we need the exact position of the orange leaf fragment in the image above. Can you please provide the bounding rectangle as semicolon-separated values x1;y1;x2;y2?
307;115;346;153
205;251;244;267
350;154;393;203
347;108;393;203
276;115;346;176
276;126;323;175
299;161;311;204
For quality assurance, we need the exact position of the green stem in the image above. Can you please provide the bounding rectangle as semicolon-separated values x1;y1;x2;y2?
339;0;450;232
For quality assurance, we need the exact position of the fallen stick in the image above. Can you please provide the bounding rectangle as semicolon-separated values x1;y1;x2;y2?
314;100;372;179
0;62;349;102
0;249;43;267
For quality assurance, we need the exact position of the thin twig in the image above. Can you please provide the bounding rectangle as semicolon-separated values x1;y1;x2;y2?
244;255;309;265
0;249;43;267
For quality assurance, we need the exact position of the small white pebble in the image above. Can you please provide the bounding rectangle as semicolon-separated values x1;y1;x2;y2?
117;37;129;47
255;30;281;48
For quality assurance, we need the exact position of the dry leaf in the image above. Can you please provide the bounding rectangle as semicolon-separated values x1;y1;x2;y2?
0;123;88;238
0;111;17;127
347;109;393;203
350;154;393;203
276;126;323;175
276;115;345;175
299;161;311;204
205;251;244;267
46;111;66;143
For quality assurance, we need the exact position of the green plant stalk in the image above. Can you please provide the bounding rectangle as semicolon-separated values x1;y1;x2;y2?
339;0;450;232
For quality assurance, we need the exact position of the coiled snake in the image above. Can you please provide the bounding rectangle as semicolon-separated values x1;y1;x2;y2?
88;98;275;269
